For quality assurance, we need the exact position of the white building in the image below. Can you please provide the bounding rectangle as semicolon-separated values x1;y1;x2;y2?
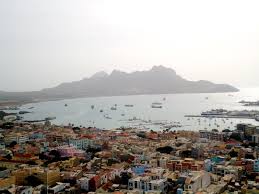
184;171;211;193
212;165;240;177
16;186;33;194
69;138;93;149
252;134;259;144
48;182;70;194
77;177;90;191
4;134;29;145
128;176;167;193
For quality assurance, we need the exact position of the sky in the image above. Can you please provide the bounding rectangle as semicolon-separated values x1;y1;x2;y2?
0;0;258;91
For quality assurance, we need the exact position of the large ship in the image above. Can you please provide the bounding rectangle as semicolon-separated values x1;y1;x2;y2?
201;109;228;116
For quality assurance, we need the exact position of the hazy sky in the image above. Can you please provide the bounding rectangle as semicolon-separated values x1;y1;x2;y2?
0;0;258;91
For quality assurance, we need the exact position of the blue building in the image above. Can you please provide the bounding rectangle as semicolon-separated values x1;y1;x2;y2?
132;165;146;175
254;159;259;172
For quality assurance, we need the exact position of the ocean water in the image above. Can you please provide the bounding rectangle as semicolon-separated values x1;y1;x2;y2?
18;88;259;131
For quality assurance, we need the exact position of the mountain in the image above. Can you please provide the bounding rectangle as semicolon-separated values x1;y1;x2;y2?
0;66;239;103
90;71;109;79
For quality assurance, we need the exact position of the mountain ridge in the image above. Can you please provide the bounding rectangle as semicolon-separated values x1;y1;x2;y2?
0;66;239;103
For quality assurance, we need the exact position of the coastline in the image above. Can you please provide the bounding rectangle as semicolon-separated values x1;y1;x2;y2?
0;100;34;108
0;89;240;109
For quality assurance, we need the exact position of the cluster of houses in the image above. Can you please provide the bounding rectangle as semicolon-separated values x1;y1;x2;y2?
0;121;259;193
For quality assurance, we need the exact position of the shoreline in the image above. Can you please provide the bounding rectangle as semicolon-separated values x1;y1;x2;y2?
0;89;241;108
0;100;35;108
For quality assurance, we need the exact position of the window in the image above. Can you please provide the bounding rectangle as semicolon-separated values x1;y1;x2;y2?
135;181;138;188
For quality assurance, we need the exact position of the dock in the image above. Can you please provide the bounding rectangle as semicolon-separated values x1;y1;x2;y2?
184;115;256;120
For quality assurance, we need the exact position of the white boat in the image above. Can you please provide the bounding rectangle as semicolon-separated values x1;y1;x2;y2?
125;104;134;107
104;114;112;119
151;102;163;108
151;104;163;108
152;102;162;105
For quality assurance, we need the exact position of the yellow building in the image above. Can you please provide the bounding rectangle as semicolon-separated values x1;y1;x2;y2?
13;167;61;186
0;161;20;169
36;169;61;186
50;157;80;170
0;176;15;189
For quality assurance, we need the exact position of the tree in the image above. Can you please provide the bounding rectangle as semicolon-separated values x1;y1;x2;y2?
156;146;174;154
40;186;47;194
0;167;7;171
1;122;14;129
222;129;231;133
229;150;238;158
137;132;146;139
39;153;48;160
49;150;61;161
120;154;131;162
113;175;121;184
121;172;132;185
8;141;17;148
230;133;242;141
212;129;219;132
245;153;255;160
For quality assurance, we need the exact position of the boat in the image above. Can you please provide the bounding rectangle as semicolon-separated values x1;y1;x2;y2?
65;104;68;107
121;114;125;116
163;97;166;101
100;109;103;113
152;102;162;105
28;107;34;109
201;109;228;116
104;114;112;119
151;102;163;108
125;104;134;107
151;104;163;108
91;105;94;109
45;116;56;121
19;111;31;115
111;107;117;110
255;115;259;122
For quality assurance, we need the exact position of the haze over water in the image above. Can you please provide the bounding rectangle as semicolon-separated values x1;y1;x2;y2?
18;87;259;131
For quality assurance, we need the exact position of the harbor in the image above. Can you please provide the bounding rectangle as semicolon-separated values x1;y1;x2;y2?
185;109;259;123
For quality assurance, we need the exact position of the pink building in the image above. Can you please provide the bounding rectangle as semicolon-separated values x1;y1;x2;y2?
56;145;86;158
